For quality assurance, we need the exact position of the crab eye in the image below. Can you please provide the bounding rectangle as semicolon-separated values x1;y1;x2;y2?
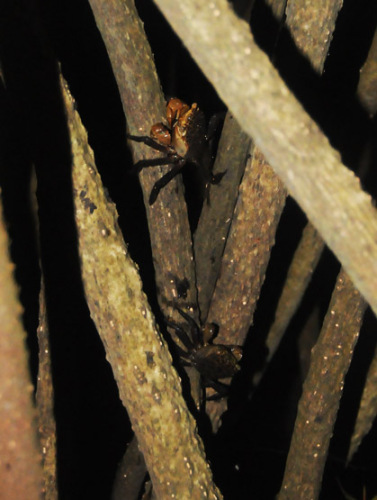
150;123;171;146
166;98;190;127
201;323;218;344
230;346;243;363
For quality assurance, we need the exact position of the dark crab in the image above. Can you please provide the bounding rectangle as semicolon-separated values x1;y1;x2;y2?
167;307;242;397
127;98;225;204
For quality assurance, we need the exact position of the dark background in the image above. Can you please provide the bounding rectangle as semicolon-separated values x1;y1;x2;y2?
1;0;377;498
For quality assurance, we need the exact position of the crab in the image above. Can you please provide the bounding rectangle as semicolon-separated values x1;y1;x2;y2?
127;98;225;204
167;307;242;397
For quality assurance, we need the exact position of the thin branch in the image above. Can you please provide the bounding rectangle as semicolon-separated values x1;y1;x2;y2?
61;76;222;499
205;149;286;428
255;224;325;386
347;341;377;463
112;436;147;500
194;114;250;321
0;198;43;499
266;0;287;20
32;158;57;500
36;278;57;500
357;26;377;117
285;0;343;73
278;270;366;500
208;149;286;344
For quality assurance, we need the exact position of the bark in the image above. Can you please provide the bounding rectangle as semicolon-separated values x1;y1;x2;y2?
205;149;286;428
357;26;377;117
259;224;325;381
257;0;353;380
278;271;366;500
342;18;377;468
0;199;43;499
194;0;344;428
347;342;377;462
61;76;221;499
266;0;287;19
88;0;201;466
87;0;199;324
36;279;57;500
211;149;286;344
112;436;147;500
152;0;377;319
285;0;343;73
194;115;250;321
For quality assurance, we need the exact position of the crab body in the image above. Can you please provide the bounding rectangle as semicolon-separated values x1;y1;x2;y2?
185;343;242;381
127;98;224;204
167;307;242;396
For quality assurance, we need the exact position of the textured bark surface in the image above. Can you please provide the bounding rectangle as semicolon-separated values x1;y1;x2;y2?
357;27;377;116
62;77;221;499
284;0;377;474
207;150;286;346
264;224;325;369
88;0;201;425
266;0;287;19
112;436;147;500
278;271;366;500
194;114;250;321
88;0;198;322
36;280;57;500
0;201;43;499
152;0;377;318
348;344;377;462
205;150;286;429
257;0;342;376
285;0;343;72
